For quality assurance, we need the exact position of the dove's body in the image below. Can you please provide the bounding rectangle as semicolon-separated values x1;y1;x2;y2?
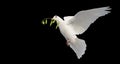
59;22;77;43
52;7;111;59
53;16;87;59
58;20;86;59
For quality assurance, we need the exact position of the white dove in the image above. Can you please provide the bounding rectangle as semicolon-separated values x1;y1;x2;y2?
52;7;111;59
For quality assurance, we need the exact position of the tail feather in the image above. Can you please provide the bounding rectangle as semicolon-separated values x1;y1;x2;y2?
69;38;87;59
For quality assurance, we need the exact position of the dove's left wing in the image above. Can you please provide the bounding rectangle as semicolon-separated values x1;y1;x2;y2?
65;7;111;35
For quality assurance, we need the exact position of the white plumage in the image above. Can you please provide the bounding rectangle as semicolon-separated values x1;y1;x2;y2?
52;7;111;59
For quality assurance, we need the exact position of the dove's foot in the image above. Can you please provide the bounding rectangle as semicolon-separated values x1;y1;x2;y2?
66;40;70;46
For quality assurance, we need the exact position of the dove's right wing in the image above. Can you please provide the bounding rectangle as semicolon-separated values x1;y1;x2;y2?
67;7;111;35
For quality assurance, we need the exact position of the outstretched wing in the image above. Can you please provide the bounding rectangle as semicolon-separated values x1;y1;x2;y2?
66;7;111;35
64;16;74;22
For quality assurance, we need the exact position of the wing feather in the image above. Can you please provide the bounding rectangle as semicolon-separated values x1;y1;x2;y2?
67;7;111;35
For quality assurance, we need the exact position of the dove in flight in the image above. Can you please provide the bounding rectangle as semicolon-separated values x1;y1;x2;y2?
52;6;111;59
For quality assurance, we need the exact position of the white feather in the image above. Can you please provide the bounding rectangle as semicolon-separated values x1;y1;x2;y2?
66;7;111;34
64;16;74;23
52;6;111;59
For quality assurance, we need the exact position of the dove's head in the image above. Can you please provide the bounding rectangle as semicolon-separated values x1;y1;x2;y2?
52;15;64;23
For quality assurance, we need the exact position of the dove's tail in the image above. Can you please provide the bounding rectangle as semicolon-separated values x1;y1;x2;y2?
69;38;87;59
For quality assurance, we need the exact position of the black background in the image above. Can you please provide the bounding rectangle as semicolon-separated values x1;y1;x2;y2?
3;0;113;64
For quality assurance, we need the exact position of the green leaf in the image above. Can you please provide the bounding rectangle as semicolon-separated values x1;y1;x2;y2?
45;19;47;24
55;23;59;29
41;20;45;25
50;19;55;26
42;18;58;30
50;21;53;26
51;19;55;23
